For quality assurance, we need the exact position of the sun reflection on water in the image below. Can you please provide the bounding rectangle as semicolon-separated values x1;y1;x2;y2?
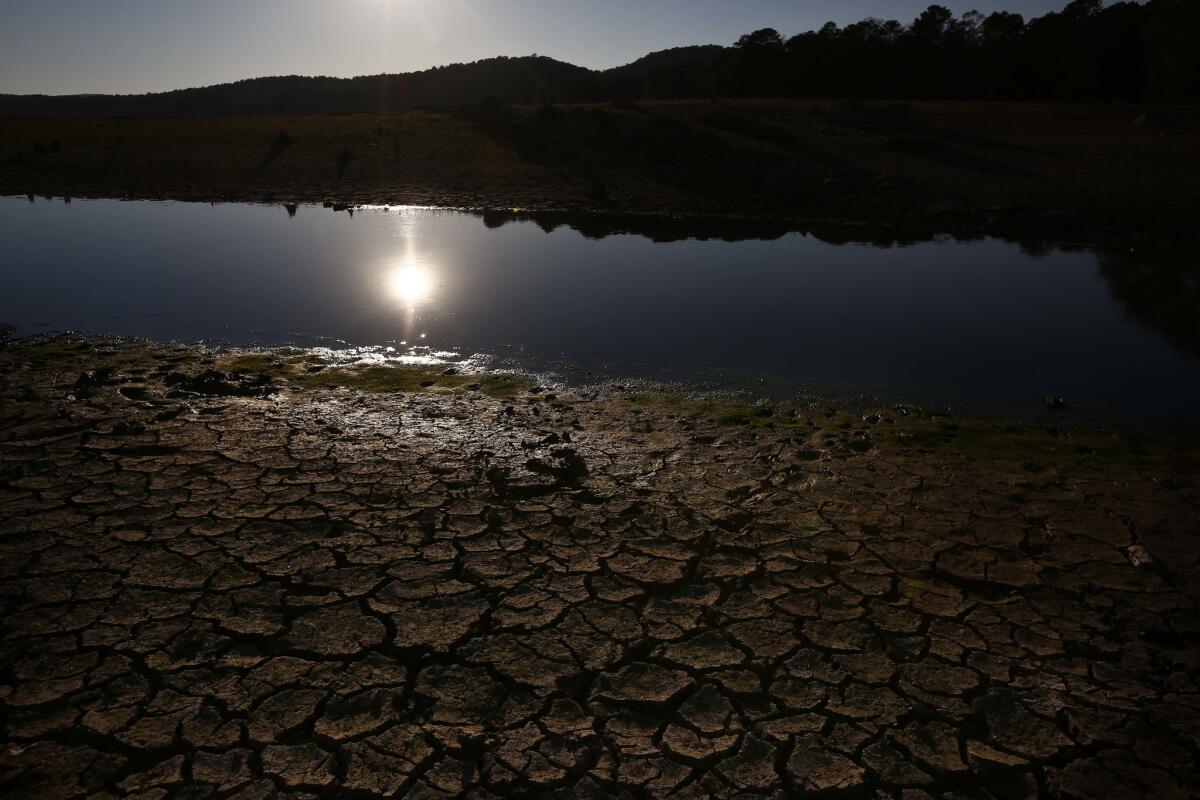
386;262;432;305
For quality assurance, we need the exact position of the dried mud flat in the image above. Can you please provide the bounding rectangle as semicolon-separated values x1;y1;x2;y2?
1;339;1198;800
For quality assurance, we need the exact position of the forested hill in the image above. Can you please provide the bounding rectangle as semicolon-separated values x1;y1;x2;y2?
0;57;600;117
3;0;1197;116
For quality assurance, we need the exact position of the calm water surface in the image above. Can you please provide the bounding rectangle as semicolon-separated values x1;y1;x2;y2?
2;197;1198;420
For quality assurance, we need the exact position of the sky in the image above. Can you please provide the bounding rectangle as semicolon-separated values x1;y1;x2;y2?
2;0;1078;96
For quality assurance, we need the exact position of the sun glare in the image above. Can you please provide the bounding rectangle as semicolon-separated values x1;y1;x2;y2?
386;263;432;305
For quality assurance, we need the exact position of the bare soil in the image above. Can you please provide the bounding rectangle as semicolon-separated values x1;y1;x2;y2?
1;337;1198;798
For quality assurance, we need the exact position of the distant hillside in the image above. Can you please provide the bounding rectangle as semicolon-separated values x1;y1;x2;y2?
607;45;727;75
0;47;738;118
600;45;731;100
0;56;604;117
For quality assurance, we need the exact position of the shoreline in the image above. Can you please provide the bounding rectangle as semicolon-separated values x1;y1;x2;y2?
6;327;1199;431
5;333;1197;505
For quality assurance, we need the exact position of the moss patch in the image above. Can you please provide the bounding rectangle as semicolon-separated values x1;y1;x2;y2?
622;388;1197;479
213;352;534;400
623;392;810;431
23;339;92;359
882;414;1198;476
296;365;531;399
224;354;283;375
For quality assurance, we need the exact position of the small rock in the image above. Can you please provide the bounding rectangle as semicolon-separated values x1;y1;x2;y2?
74;367;115;389
1126;545;1154;568
526;446;588;483
171;369;277;398
1133;109;1180;129
110;421;146;436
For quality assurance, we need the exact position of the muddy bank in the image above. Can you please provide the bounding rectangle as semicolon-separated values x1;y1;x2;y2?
1;336;1198;798
3;100;1199;240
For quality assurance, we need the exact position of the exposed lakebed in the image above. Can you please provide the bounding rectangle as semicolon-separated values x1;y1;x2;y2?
2;197;1197;420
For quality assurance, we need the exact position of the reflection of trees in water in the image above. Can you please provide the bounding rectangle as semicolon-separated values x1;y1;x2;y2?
478;209;1200;360
478;210;793;243
1099;244;1200;357
478;209;955;247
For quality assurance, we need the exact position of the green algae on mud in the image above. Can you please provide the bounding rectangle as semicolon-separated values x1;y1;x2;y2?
297;365;531;400
5;336;1197;482
620;387;1199;480
219;352;533;399
2;336;535;401
19;338;95;359
879;413;1200;477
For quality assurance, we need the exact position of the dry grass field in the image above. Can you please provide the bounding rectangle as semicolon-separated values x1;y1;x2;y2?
2;100;1197;238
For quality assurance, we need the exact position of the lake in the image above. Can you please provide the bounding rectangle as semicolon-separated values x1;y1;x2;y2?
2;196;1197;420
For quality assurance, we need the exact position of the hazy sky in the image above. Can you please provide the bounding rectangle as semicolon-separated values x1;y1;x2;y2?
3;0;1077;96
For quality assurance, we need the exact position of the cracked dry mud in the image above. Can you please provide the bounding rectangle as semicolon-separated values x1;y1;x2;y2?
1;341;1198;800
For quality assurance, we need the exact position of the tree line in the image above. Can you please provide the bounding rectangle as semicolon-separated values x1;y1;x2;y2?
1;0;1195;116
708;0;1198;103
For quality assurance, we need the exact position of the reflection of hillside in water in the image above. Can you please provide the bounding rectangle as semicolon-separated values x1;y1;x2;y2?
478;210;792;244
476;209;966;247
476;208;1069;249
1099;244;1200;358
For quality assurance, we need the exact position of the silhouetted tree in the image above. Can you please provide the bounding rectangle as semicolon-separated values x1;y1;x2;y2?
981;12;1025;42
910;5;954;44
734;28;788;96
1062;0;1103;22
